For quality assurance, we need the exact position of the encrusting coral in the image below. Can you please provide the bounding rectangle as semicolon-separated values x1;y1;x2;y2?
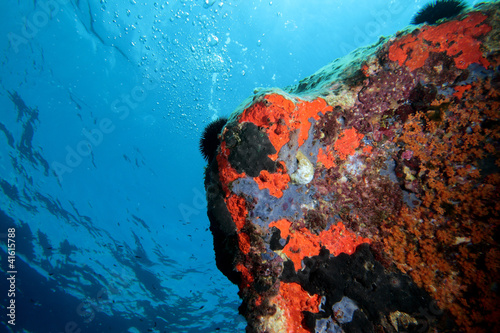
380;78;500;331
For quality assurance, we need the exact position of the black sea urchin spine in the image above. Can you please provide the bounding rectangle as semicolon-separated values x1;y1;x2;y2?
411;0;467;25
199;117;228;162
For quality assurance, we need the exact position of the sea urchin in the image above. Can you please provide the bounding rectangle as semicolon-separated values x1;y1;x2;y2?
199;117;228;162
411;0;467;25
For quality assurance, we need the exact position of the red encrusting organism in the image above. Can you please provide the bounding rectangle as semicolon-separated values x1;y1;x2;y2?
453;84;472;99
389;12;491;71
225;194;248;231
239;94;333;159
216;141;246;197
253;162;290;198
317;146;336;168
333;128;364;160
275;282;321;333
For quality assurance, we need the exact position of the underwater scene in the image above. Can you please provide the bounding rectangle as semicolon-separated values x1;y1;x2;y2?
1;1;499;333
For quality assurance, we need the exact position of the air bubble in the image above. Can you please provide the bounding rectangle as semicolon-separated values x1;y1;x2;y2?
203;0;216;8
208;34;219;46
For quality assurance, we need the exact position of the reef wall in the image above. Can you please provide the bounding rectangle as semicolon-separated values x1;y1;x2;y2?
204;3;499;332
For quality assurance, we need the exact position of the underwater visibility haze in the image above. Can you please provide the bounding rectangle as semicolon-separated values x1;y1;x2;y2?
0;0;493;332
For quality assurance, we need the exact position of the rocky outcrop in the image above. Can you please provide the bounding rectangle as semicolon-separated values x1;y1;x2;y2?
204;3;499;332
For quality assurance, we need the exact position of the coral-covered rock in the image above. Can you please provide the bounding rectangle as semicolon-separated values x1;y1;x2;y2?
204;3;499;332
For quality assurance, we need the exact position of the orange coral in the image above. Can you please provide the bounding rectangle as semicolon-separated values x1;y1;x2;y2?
295;98;333;147
380;77;500;332
317;146;336;168
239;94;294;160
239;94;333;160
453;84;472;99
362;145;373;154
268;219;292;240
333;128;364;160
282;222;370;271
282;229;320;271
389;12;491;71
276;282;321;333
253;162;290;198
225;194;248;231
217;142;246;197
236;263;254;288
238;232;251;255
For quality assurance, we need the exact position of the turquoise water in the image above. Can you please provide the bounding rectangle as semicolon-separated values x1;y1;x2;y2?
0;1;479;332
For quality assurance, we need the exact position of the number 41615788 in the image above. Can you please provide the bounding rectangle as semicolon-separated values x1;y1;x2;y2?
7;228;15;270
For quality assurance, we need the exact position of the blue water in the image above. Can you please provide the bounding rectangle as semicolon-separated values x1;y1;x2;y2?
0;1;480;332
